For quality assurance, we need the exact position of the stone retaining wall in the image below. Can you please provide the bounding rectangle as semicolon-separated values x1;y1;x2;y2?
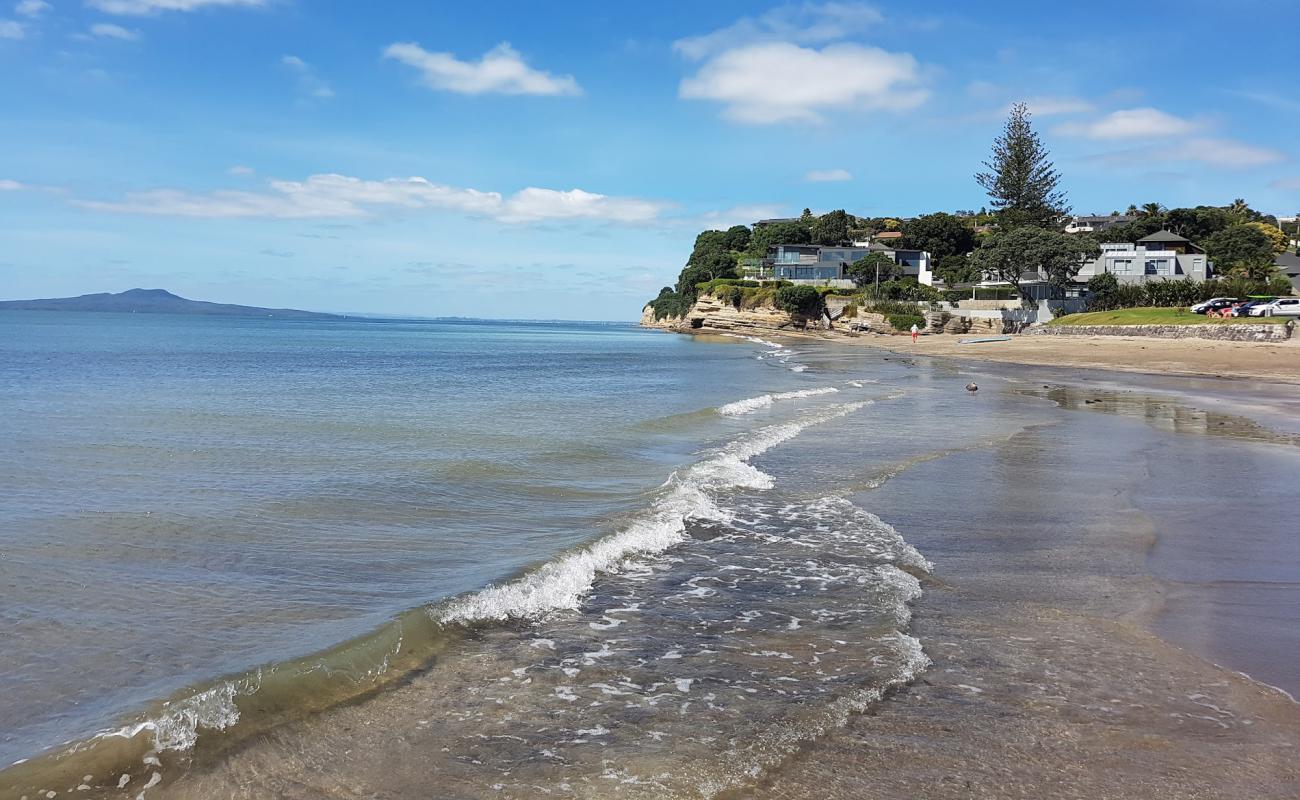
1033;323;1293;342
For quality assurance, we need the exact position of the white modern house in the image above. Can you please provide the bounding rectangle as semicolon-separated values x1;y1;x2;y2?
1075;230;1212;285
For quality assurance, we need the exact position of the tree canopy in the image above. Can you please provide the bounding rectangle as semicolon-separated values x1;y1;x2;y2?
970;227;1097;298
1203;225;1279;280
812;209;851;245
846;252;902;288
975;103;1069;230
897;213;976;262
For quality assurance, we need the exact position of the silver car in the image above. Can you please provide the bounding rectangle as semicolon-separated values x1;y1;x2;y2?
1248;297;1300;317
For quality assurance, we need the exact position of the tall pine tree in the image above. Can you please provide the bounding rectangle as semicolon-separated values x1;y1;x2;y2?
975;103;1069;230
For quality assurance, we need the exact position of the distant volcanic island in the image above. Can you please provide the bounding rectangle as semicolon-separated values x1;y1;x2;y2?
0;288;343;319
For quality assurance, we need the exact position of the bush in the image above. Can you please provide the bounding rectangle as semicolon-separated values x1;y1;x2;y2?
775;284;825;317
841;303;859;318
863;299;927;317
649;292;690;320
886;313;926;332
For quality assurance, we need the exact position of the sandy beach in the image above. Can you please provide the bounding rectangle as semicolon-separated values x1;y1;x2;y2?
802;329;1300;384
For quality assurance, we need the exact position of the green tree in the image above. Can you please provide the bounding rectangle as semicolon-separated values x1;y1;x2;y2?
969;227;1097;301
975;102;1069;230
898;213;976;262
1204;224;1278;279
1138;202;1165;217
1084;271;1120;311
1244;221;1289;255
774;284;824;319
746;220;812;257
812;209;851;245
722;225;751;252
846;252;902;289
934;253;982;285
1163;206;1231;243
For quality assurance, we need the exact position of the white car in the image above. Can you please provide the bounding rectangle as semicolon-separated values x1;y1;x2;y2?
1248;297;1300;317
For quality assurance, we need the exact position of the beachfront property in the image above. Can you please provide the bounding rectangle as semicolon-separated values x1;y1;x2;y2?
758;243;934;287
1076;230;1212;285
1064;214;1137;234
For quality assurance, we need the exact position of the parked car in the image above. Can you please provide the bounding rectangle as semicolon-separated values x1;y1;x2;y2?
1233;298;1276;317
1248;297;1300;317
1191;297;1237;314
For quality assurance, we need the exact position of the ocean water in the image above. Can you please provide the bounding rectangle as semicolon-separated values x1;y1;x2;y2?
3;311;1297;799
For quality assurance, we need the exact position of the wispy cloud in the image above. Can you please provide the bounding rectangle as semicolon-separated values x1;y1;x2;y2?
1055;107;1199;140
694;203;787;231
804;168;852;182
74;173;673;224
87;0;265;15
383;42;581;97
87;22;141;40
14;0;49;18
680;42;927;124
0;178;27;190
0;18;24;38
1083;137;1285;170
1269;176;1300;191
282;55;334;100
227;165;255;176
673;1;883;60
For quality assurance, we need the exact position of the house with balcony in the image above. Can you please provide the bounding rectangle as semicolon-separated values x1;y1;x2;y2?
1075;230;1212;285
764;243;933;287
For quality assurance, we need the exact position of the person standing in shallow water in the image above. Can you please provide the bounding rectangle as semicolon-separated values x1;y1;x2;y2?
910;323;919;343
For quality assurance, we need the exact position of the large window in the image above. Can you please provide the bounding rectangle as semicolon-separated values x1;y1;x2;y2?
1109;258;1134;274
1144;259;1171;276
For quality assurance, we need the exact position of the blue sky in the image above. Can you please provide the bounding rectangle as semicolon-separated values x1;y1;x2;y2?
2;0;1298;319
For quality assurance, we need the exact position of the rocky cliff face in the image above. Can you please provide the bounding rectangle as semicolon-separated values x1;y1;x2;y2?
641;293;793;334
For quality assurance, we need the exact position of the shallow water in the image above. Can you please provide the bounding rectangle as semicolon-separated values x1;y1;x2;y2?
2;314;1297;799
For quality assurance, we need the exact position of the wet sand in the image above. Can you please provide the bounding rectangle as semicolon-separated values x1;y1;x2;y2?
814;330;1300;384
750;387;1300;798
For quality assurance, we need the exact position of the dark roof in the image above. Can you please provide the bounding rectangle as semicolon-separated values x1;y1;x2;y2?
753;217;800;226
1137;229;1190;243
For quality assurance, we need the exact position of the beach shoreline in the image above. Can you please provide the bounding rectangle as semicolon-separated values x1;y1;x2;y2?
705;327;1300;384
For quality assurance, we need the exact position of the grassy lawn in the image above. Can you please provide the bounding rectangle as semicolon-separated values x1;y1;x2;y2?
1050;307;1290;326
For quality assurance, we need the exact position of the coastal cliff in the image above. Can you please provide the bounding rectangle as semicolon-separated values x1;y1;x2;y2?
641;292;793;334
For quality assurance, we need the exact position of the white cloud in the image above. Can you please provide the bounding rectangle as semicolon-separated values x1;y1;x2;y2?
89;22;140;40
74;173;672;224
0;179;26;190
0;18;24;38
227;165;255;176
680;42;927;124
694;204;787;231
673;2;882;60
1055;107;1199;140
282;54;334;99
1269;176;1300;191
383;41;581;97
1084;137;1285;170
15;0;49;18
87;0;264;14
804;168;853;182
1167;138;1285;168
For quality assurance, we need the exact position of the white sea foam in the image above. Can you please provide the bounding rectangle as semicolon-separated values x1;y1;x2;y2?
717;387;839;417
722;333;785;350
436;400;881;625
91;679;247;760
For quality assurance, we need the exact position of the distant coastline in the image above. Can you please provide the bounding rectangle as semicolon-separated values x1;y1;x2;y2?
0;288;343;319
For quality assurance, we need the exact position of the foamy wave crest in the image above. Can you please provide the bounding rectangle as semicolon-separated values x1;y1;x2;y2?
96;680;248;753
437;399;882;625
722;333;785;350
717;387;839;416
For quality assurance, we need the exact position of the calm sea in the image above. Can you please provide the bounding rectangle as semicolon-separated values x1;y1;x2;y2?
2;311;1297;798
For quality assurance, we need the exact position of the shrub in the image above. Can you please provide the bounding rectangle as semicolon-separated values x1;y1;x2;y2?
863;299;927;317
649;292;690;320
775;284;825;317
841;303;859;318
886;313;926;332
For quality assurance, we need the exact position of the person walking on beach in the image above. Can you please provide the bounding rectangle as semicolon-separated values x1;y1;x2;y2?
910;323;919;343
